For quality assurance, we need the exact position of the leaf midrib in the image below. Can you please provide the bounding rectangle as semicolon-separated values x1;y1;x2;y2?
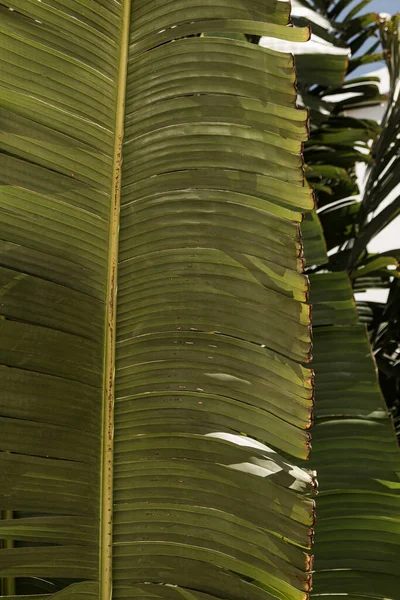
100;2;132;599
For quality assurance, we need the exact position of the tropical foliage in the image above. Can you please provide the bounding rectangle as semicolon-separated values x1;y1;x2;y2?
294;3;400;598
350;14;400;437
0;2;399;600
298;2;400;431
0;2;316;600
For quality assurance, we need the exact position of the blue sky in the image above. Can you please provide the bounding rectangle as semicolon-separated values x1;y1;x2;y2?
362;0;399;13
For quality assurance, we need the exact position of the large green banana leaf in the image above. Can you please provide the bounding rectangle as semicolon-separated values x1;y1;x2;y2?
0;3;316;600
301;150;400;600
308;268;400;600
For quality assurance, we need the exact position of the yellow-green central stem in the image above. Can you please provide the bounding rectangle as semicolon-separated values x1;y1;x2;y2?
100;2;132;600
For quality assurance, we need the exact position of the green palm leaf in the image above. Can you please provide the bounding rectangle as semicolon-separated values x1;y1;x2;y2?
0;2;315;600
